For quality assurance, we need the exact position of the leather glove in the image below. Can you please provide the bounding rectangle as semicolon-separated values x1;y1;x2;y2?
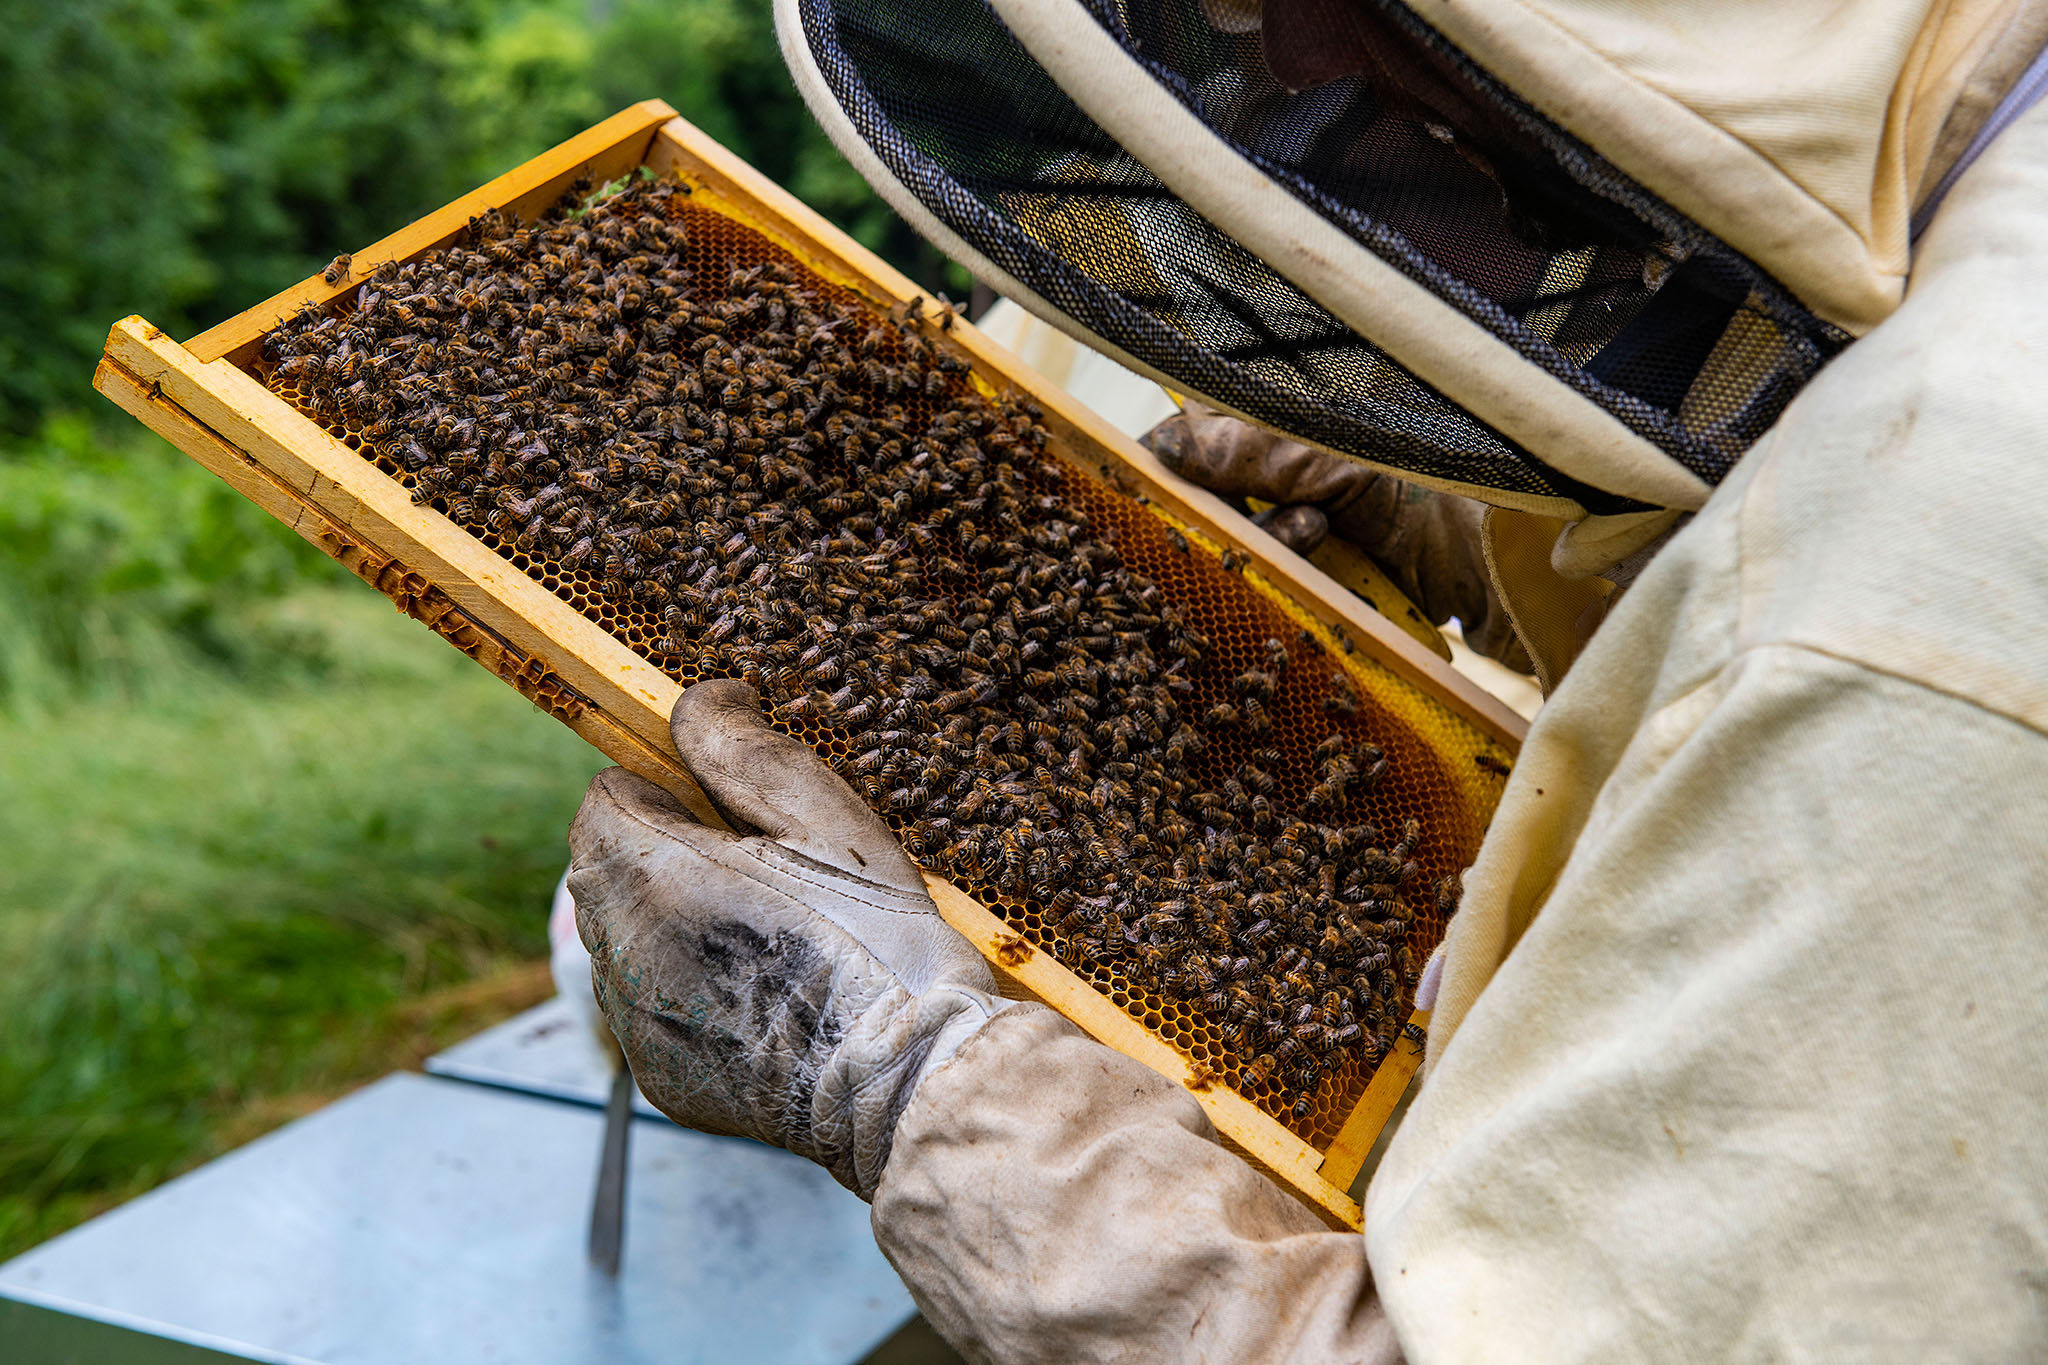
567;679;1010;1199
1144;402;1531;672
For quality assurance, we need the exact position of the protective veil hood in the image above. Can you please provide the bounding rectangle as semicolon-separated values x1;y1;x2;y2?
777;0;2042;517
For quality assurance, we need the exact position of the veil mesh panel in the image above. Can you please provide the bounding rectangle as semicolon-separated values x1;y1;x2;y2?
799;0;1644;513
1084;0;1851;484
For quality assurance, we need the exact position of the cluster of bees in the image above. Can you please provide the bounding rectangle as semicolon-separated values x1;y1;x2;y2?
264;174;1444;1116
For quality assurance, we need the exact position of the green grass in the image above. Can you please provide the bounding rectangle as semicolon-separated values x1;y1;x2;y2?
0;575;607;1259
0;415;341;708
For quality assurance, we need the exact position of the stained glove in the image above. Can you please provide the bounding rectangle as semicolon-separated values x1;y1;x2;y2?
1145;402;1530;671
567;679;1011;1199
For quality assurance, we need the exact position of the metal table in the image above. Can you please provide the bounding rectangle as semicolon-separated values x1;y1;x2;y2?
0;1000;933;1364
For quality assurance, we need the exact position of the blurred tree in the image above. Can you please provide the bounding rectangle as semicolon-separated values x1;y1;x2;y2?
0;2;216;430
0;0;965;436
178;0;508;327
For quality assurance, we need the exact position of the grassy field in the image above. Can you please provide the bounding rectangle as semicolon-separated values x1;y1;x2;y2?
0;438;607;1258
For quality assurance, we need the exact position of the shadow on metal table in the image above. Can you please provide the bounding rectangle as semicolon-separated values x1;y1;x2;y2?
0;997;963;1365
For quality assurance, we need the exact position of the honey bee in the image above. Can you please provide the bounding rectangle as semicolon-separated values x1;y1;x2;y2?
1232;669;1277;701
1239;764;1277;798
322;253;353;285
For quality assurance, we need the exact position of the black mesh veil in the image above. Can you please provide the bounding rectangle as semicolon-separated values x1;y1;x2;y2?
783;0;1851;513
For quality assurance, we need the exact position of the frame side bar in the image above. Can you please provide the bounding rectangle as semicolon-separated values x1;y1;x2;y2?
1315;1013;1427;1192
105;317;712;809
93;338;708;808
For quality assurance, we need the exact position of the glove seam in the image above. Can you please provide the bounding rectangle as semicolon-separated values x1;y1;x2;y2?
734;840;937;916
594;773;934;914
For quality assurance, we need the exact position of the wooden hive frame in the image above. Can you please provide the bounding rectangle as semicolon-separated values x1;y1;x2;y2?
95;100;1526;1230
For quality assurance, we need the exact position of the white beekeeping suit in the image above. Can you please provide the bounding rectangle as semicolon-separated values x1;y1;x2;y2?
565;3;2048;1359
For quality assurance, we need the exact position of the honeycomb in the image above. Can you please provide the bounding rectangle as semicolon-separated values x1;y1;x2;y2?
254;176;1512;1147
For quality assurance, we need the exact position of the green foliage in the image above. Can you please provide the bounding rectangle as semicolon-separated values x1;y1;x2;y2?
0;418;341;709
0;429;606;1257
0;3;214;428
2;0;966;433
2;0;502;429
177;0;510;324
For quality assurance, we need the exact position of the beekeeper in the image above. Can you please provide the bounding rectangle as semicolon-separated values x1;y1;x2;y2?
567;2;2048;1357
